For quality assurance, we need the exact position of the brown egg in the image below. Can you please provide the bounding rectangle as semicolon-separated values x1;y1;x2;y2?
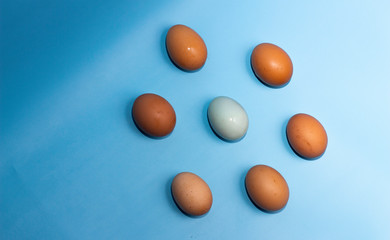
286;113;328;159
245;165;289;212
251;43;293;87
166;24;207;71
132;93;176;138
171;172;213;216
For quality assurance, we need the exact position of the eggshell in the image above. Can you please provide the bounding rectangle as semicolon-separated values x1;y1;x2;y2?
251;43;293;87
171;172;213;216
207;96;249;141
286;113;328;159
166;24;207;71
132;93;176;138
245;165;289;212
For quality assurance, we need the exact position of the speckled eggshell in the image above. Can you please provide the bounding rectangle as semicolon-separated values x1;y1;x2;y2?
171;172;213;216
286;113;328;159
245;165;289;212
207;96;249;141
166;24;207;71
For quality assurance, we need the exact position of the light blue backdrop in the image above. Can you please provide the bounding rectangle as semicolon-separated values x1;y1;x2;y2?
1;0;390;239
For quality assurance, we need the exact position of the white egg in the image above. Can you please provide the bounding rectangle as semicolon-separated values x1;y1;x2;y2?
207;96;249;141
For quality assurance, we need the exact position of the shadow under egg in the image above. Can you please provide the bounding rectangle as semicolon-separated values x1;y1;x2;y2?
125;98;140;133
166;177;181;213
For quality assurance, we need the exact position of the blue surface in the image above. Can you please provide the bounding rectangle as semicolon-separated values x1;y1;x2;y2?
1;0;390;239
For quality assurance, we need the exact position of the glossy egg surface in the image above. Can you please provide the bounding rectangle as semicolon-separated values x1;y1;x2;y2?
286;113;328;159
166;24;207;71
251;43;293;87
132;93;176;138
207;96;249;141
245;165;289;212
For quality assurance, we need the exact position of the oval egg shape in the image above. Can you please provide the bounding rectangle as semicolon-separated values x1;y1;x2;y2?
245;165;289;212
132;93;176;138
166;24;207;71
171;172;213;216
251;43;293;87
286;113;328;159
207;96;249;141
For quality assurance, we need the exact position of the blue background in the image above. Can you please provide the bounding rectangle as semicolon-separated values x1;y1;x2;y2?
1;0;390;239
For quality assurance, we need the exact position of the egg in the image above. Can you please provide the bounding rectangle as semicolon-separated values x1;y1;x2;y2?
286;113;328;159
245;165;289;212
171;172;213;216
166;24;207;71
132;93;176;138
207;96;249;141
251;43;293;87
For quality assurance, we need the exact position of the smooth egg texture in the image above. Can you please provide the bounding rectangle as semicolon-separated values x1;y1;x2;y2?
132;93;176;138
166;24;207;71
207;96;249;141
286;113;328;159
171;172;213;216
245;165;289;212
251;43;293;87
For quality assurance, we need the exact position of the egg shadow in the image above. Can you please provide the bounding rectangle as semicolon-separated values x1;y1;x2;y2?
125;97;174;140
166;177;182;214
241;168;287;214
283;118;325;161
246;47;257;83
202;100;212;135
162;26;205;73
125;98;139;133
161;27;177;71
203;99;247;143
240;169;254;209
202;99;216;139
169;176;211;219
247;47;290;89
281;118;298;158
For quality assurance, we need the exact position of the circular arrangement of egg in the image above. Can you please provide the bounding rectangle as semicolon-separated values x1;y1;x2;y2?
129;24;328;217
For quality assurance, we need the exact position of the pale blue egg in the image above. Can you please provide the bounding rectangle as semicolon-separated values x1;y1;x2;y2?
207;96;249;141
